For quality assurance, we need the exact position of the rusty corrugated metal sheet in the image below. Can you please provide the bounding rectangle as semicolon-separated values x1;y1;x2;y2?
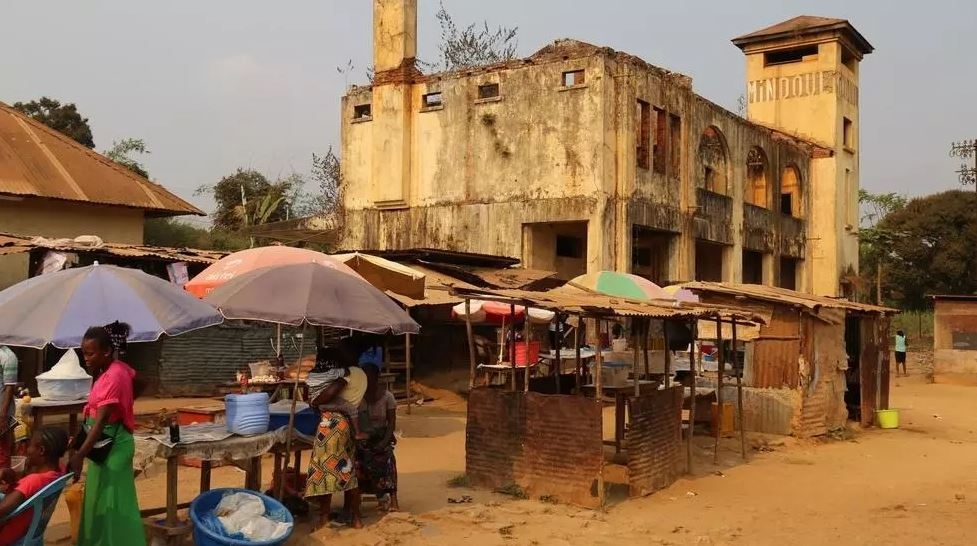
0;232;225;264
751;340;801;388
715;385;797;435
0;102;201;216
466;389;603;508
626;386;684;497
683;282;898;315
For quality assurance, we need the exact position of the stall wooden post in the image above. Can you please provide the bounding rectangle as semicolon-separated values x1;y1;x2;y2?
465;299;476;391
733;320;747;461
594;317;605;508
713;316;724;465
554;313;562;394
687;319;697;474
642;319;650;379
166;455;178;525
663;319;671;388
279;324;308;500
509;304;517;392
405;332;413;415
632;321;641;397
523;314;531;393
574;316;582;393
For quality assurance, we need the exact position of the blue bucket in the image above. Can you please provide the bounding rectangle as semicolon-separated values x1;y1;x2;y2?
189;488;294;546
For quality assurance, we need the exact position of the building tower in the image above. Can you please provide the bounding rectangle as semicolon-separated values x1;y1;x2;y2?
733;16;873;296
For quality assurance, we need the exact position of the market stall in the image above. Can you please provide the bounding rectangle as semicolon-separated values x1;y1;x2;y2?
451;286;761;508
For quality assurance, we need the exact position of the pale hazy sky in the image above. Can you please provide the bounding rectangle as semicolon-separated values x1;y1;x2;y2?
2;1;975;224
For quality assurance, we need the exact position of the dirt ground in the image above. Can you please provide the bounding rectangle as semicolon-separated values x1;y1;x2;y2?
44;353;977;545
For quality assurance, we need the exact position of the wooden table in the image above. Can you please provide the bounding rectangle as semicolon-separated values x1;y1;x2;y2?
23;398;85;436
582;381;660;453
477;363;537;387
137;427;285;545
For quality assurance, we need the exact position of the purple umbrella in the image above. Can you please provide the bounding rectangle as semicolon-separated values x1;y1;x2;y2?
0;263;223;349
203;262;419;334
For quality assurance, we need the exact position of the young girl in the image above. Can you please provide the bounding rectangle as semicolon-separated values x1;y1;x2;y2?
0;427;68;543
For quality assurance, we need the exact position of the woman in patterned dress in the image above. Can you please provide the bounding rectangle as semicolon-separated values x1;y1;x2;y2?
305;346;368;529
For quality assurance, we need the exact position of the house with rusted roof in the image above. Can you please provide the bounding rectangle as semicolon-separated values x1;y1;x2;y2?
339;3;873;299
0;101;202;288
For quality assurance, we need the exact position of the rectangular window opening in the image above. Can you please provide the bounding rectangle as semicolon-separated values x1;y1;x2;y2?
764;45;819;66
422;92;443;108
637;100;651;170
843;117;854;149
353;104;372;119
668;113;681;175
562;70;585;87
556;235;584;259
478;83;500;100
780;193;793;216
653;107;666;174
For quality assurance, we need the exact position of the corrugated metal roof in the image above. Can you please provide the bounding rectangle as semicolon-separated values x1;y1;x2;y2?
0;102;202;216
682;282;898;315
450;286;763;323
0;231;225;264
386;288;463;308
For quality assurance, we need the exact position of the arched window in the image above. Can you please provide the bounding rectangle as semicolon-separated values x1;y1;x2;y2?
746;147;769;208
780;165;803;217
697;126;729;195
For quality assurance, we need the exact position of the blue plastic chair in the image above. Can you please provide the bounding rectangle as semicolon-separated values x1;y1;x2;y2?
0;472;74;546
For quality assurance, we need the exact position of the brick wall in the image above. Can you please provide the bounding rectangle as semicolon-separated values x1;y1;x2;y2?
466;388;603;508
626;386;684;497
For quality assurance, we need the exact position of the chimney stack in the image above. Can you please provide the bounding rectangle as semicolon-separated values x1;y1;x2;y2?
373;0;417;74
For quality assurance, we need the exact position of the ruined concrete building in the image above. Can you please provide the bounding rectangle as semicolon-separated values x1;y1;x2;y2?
340;0;872;297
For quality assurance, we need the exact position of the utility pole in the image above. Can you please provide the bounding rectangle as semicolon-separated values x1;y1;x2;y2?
950;139;977;192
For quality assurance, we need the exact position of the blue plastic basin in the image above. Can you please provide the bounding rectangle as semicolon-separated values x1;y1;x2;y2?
189;488;294;546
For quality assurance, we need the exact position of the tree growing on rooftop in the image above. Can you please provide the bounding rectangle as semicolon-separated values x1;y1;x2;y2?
12;97;95;148
423;1;519;72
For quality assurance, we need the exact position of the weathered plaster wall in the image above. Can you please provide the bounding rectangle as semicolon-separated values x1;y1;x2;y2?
0;198;144;289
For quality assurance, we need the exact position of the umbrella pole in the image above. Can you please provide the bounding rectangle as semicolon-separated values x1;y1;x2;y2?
279;323;307;500
632;321;640;397
663;320;671;388
465;299;476;392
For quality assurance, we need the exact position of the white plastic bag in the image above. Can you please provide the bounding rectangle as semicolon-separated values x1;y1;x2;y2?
215;492;292;541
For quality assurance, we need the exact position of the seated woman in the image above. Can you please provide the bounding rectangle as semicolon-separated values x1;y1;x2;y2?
356;363;399;512
0;427;68;543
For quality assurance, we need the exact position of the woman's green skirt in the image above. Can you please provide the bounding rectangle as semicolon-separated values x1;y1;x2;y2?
77;420;146;546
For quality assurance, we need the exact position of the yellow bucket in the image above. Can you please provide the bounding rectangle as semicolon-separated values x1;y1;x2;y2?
876;409;900;429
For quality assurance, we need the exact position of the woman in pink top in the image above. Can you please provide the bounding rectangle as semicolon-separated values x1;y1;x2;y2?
67;326;145;546
0;427;68;543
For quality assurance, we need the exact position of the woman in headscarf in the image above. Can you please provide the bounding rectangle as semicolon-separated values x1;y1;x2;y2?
356;363;400;512
304;346;368;529
68;326;145;546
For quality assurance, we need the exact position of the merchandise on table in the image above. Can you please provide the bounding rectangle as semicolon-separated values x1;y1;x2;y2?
35;350;92;400
225;393;270;435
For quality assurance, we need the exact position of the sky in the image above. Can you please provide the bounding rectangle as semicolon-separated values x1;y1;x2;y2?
2;0;975;224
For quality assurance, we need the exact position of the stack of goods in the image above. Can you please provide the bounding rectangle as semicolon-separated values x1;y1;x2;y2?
35;350;93;400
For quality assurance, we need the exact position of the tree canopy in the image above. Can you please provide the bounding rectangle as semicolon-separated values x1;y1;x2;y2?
103;138;150;178
872;190;977;310
12;97;95;148
195;169;298;231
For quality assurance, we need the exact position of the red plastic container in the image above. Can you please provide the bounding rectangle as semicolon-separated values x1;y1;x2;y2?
512;341;540;367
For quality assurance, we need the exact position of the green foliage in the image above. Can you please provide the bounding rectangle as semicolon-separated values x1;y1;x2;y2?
195;169;297;231
12;97;95;148
144;218;249;251
447;474;471;488
875;190;977;310
857;190;907;303
104;138;150;178
308;146;341;214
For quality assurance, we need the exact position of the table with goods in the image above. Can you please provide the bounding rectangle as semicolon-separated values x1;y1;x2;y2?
136;391;298;545
22;349;92;436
